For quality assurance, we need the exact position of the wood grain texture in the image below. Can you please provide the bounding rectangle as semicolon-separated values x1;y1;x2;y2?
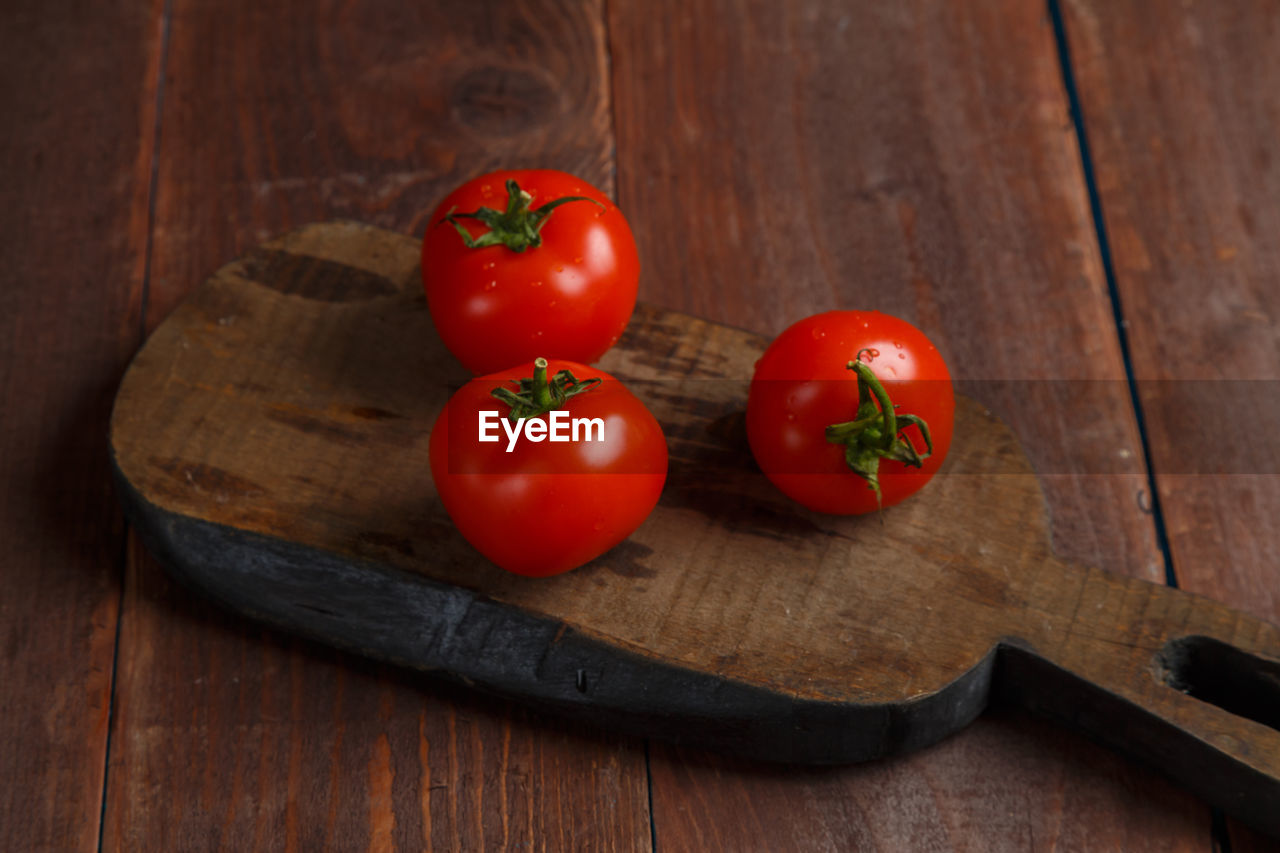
0;0;163;849
143;0;615;326
1061;0;1280;618
1061;2;1280;849
103;1;651;849
104;577;648;852
607;0;1216;848
645;709;1208;853
108;222;1280;834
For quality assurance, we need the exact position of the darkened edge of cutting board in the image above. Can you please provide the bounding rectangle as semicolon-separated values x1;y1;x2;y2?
111;455;1280;834
996;648;1280;834
110;449;998;764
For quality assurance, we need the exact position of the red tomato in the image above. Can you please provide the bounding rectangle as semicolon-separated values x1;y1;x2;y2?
429;358;668;577
422;169;640;375
746;311;953;514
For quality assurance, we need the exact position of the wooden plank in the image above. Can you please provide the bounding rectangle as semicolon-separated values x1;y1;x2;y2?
647;709;1209;852
608;0;1215;848
0;0;164;849
1060;1;1280;849
101;1;651;850
105;597;649;851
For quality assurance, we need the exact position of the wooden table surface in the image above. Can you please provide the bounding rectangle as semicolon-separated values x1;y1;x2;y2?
4;0;1278;850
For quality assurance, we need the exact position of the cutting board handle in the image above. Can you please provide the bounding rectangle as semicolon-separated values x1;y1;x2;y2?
1002;567;1280;835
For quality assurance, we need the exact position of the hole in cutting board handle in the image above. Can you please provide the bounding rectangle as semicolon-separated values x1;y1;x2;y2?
1158;636;1280;732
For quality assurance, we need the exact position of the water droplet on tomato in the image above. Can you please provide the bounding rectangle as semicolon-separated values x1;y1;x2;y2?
893;340;903;349
811;327;825;339
531;280;543;287
484;280;497;291
482;260;496;270
548;300;557;307
785;411;797;422
867;348;880;358
609;334;619;345
898;353;906;360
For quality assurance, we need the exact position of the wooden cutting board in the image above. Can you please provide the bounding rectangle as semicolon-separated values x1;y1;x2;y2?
110;222;1280;835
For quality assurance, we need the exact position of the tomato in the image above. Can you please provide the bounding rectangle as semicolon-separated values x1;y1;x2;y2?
421;169;640;375
746;311;953;514
429;358;667;577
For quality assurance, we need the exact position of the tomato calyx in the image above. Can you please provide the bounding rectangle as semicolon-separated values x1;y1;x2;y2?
442;179;604;253
824;349;934;508
491;357;602;420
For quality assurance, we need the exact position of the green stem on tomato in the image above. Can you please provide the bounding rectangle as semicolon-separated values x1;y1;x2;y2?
823;349;933;509
441;179;604;253
491;357;602;421
528;358;555;410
